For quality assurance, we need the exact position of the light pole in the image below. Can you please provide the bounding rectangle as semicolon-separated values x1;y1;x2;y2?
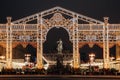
89;53;95;72
25;54;31;65
0;55;5;63
0;55;5;69
89;53;95;64
0;56;5;60
110;56;115;68
110;56;115;62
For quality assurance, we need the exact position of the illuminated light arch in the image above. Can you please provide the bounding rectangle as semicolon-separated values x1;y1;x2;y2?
0;7;120;69
44;26;71;41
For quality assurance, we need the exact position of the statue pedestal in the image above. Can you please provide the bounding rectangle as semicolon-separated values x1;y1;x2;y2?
56;53;63;74
56;53;63;65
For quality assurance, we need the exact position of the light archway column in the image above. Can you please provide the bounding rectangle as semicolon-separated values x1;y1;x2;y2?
103;17;110;69
36;14;43;69
6;17;12;68
73;15;80;68
116;43;120;60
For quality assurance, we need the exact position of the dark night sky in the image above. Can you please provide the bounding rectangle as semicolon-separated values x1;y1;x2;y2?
0;0;118;60
0;0;120;23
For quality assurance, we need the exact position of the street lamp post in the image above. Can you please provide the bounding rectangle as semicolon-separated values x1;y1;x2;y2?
0;56;5;69
89;53;95;73
89;53;95;64
0;56;5;63
110;56;115;68
0;56;5;60
110;56;115;62
25;54;31;65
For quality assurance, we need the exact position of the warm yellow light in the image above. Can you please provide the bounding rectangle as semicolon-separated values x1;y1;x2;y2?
0;56;5;59
89;53;95;57
89;53;95;63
